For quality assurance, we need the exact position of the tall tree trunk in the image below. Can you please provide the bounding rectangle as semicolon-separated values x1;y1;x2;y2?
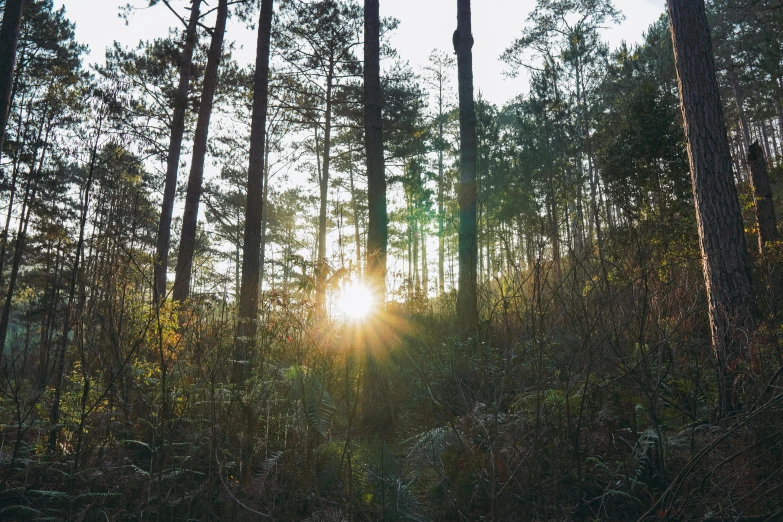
748;141;783;317
748;142;778;255
422;225;428;296
731;70;752;175
773;88;783;144
154;0;203;300
258;136;271;285
667;0;757;414
760;123;772;161
454;0;478;330
768;120;779;159
316;68;333;313
172;0;228;302
413;218;420;294
236;0;273;382
364;0;387;298
0;0;25;157
234;0;273;486
438;129;445;295
349;157;361;275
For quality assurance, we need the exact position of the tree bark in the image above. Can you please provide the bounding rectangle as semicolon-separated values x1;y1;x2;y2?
748;142;778;255
667;0;757;414
438;124;445;295
454;0;478;330
0;0;25;157
172;0;228;302
235;0;273;385
364;0;387;298
258;136;271;285
315;69;333;313
349;157;361;276
773;88;783;146
154;0;203;300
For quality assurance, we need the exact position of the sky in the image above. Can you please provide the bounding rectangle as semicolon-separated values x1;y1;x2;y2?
56;0;667;106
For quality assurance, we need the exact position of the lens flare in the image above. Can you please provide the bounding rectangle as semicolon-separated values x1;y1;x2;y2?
335;281;375;320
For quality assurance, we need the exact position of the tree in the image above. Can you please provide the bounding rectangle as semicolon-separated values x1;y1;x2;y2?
0;0;25;156
154;0;203;300
236;0;274;381
0;0;84;360
667;0;757;413
364;0;387;299
454;0;478;329
274;0;362;313
173;0;228;302
423;49;455;295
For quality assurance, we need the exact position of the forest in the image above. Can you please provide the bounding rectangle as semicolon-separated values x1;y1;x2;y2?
0;0;783;520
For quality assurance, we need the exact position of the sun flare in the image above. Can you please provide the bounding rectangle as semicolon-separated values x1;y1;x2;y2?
334;281;376;321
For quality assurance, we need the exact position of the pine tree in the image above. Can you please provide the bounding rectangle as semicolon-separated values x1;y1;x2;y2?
667;0;757;413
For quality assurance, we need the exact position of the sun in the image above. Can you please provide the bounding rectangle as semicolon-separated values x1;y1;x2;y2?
334;281;376;321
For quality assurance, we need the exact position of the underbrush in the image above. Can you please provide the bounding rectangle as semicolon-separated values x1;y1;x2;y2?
2;230;783;521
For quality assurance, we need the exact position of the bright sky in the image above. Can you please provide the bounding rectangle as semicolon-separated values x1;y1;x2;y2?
56;0;666;106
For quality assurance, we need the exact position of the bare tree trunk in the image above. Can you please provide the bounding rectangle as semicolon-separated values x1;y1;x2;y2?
154;0;202;300
438;142;445;295
0;0;25;157
236;0;273;380
667;0;757;414
364;0;387;297
173;0;228;302
731;70;752;176
349;156;361;276
748;142;778;254
769;120;780;159
761;123;772;161
454;0;478;330
234;1;273;486
316;67;334;313
773;87;783;145
258;137;271;285
413;218;420;294
422;226;428;296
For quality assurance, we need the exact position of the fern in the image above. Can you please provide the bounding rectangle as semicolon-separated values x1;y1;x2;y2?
0;505;43;518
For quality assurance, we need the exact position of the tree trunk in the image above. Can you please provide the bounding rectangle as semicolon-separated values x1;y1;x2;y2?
667;0;757;414
413;218;420;294
172;0;228;302
731;70;752;176
234;3;273;483
769;120;780;160
748;142;778;254
422;225;428;296
773;89;783;146
438;136;445;295
258;135;271;285
235;0;273;387
154;0;203;300
364;0;387;298
316;67;334;313
454;0;478;330
349;157;362;276
0;0;25;157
